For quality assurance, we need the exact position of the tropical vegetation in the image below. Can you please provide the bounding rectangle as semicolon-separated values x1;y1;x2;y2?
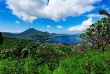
0;10;110;74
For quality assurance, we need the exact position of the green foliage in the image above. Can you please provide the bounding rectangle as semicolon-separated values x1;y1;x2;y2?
99;10;110;17
0;36;110;74
79;17;110;51
0;57;24;74
23;57;38;73
53;67;66;74
59;49;110;74
0;32;3;45
37;64;52;74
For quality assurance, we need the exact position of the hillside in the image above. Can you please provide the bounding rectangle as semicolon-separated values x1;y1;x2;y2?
2;28;52;39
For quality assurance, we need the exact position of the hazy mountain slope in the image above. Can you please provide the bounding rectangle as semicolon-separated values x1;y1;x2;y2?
2;28;51;39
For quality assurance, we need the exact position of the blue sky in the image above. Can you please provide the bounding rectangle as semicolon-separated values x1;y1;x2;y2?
0;0;110;34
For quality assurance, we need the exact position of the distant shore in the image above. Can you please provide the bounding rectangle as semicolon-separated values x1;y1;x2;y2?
41;35;78;40
34;35;81;45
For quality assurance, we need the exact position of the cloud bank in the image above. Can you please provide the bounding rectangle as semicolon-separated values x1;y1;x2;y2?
6;0;101;22
68;18;92;32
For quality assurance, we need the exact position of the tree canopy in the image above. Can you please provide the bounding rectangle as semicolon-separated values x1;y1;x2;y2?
79;10;110;51
0;32;3;45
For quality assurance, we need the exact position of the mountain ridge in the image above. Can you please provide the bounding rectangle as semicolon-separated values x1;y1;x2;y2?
2;28;54;39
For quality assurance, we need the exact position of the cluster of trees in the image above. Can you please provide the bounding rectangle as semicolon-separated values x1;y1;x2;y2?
79;9;110;51
0;36;110;73
0;32;3;45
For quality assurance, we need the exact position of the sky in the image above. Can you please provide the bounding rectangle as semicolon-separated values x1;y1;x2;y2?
0;0;110;34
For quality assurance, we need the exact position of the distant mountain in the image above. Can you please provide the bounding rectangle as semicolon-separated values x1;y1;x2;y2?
51;33;57;35
2;28;51;39
19;28;50;37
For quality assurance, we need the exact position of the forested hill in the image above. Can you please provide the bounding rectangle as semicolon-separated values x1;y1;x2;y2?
2;28;53;39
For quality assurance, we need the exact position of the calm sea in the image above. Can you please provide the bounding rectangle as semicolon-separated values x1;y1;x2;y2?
48;36;83;43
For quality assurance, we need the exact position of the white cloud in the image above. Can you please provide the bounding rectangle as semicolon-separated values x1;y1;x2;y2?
47;25;51;28
87;14;106;18
87;14;107;18
57;26;63;28
87;14;100;17
68;18;92;32
6;0;101;22
16;20;20;23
